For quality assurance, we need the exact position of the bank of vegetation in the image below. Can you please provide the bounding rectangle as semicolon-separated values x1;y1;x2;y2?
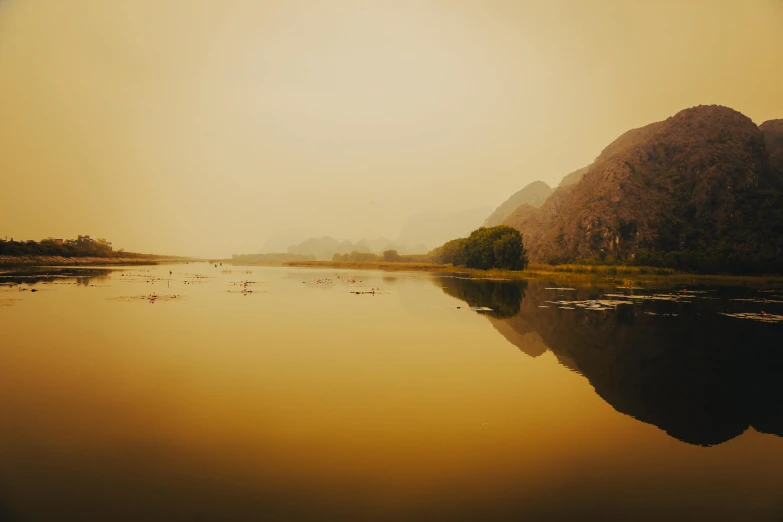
231;253;316;265
0;236;182;265
331;250;429;263
287;222;783;283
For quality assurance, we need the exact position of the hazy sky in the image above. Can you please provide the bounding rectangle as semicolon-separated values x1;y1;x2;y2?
1;0;782;257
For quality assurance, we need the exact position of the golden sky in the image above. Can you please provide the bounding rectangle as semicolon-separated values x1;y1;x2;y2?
1;0;782;257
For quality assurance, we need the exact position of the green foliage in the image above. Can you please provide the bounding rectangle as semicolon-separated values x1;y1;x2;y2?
589;229;603;251
630;187;783;275
432;238;468;266
329;250;429;264
431;226;529;270
617;219;638;241
0;235;130;258
332;251;381;262
382;250;402;262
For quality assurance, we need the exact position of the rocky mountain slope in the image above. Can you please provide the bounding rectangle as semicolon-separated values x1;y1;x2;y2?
558;165;590;187
503;105;783;272
484;181;552;227
760;119;783;183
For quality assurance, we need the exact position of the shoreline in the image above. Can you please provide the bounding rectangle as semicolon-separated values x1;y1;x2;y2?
3;256;781;285
277;260;783;285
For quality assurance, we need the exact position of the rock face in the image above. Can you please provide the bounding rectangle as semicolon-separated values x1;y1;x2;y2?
760;119;783;183
484;181;552;227
503;105;783;271
558;165;590;187
503;184;577;259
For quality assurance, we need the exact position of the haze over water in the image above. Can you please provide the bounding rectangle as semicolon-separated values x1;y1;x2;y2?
1;264;782;521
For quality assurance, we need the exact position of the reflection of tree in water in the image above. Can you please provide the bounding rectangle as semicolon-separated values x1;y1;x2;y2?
437;277;526;318
443;277;783;446
75;271;112;286
0;268;114;286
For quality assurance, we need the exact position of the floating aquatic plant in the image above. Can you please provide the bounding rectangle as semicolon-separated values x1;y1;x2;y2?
109;294;184;303
718;312;783;323
546;299;634;309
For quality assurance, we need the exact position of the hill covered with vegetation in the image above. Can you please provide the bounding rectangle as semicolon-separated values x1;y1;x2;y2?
501;105;783;274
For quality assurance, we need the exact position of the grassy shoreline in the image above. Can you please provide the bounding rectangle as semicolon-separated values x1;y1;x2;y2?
5;256;780;285
278;260;783;285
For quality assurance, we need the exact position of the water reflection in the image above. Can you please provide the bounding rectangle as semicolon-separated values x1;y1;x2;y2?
0;267;114;287
436;276;783;446
438;276;526;318
2;264;783;521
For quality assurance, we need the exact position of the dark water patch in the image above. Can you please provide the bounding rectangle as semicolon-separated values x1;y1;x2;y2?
437;277;783;446
0;267;114;286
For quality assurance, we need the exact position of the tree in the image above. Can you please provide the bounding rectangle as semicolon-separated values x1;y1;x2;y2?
382;250;402;262
431;226;528;270
431;238;468;266
493;233;527;270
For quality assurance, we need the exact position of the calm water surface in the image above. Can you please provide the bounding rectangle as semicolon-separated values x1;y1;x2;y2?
1;263;782;522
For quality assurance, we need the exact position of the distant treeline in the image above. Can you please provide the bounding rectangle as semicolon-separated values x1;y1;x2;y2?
232;253;316;264
0;236;148;258
331;250;429;263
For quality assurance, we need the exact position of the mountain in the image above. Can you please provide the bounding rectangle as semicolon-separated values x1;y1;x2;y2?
760;119;783;184
396;207;490;251
483;167;590;229
258;229;312;254
503;105;783;273
287;237;356;260
287;237;368;260
484;181;552;227
503;183;576;254
558;165;590;187
355;237;404;254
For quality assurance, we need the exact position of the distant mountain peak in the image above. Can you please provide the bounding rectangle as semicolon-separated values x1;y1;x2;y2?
484;181;553;227
558;166;590;187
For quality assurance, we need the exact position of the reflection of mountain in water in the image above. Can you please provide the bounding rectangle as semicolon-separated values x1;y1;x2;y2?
438;277;783;446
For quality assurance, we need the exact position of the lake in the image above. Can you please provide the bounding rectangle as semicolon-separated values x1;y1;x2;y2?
1;264;782;522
